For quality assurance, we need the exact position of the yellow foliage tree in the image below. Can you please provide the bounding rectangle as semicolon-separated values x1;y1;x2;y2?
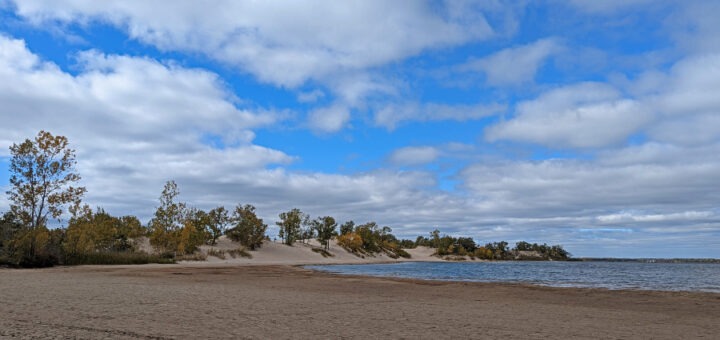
337;232;363;253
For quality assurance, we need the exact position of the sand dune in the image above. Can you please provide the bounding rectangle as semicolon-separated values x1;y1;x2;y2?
192;236;444;266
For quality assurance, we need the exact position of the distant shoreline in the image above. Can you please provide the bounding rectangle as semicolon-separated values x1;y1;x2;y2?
572;257;720;263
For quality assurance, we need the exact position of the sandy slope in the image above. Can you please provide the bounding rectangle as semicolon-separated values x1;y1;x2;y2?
191;236;444;266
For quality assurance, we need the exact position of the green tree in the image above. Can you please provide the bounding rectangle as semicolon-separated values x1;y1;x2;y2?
355;222;380;253
63;206;147;259
3;226;58;267
148;180;187;254
207;206;230;245
7;131;86;229
429;229;441;249
339;220;355;235
227;204;267;250
456;237;477;252
179;208;212;254
313;216;337;251
0;212;23;264
276;208;305;245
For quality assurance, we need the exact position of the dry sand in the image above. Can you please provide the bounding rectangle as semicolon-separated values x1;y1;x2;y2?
193;237;444;266
1;264;719;339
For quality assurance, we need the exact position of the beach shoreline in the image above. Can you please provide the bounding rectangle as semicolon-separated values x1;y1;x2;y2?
2;264;718;339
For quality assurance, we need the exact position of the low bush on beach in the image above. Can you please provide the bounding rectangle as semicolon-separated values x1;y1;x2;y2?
311;247;334;258
227;247;252;259
207;248;226;259
63;252;175;265
175;252;207;262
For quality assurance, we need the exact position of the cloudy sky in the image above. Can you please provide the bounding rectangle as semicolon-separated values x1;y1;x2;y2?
1;0;719;258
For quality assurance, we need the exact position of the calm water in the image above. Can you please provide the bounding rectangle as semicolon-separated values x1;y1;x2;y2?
306;261;720;292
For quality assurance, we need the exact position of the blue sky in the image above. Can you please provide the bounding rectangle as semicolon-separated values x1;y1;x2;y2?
0;0;719;257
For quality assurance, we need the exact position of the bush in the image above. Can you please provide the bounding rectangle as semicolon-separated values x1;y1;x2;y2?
227;204;267;250
63;252;175;265
206;248;226;259
311;248;334;258
337;232;363;254
227;247;252;259
2;227;60;268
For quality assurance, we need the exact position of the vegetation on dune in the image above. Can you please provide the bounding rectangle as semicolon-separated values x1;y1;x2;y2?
414;229;571;261
336;221;410;259
226;204;267;250
0;131;570;267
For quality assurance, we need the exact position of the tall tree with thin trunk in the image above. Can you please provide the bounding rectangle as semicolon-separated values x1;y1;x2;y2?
276;208;305;245
313;216;337;251
7;131;86;229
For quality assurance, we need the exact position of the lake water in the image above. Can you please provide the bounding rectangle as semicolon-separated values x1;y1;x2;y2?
306;261;720;293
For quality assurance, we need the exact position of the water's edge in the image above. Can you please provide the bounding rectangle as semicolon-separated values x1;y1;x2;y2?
306;261;720;293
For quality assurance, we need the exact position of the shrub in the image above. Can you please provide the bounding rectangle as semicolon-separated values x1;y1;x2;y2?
227;204;267;250
2;227;60;268
311;248;334;258
63;252;175;265
337;232;363;254
227;247;252;259
206;248;226;259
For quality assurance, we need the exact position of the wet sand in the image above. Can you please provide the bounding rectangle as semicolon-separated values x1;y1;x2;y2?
1;265;718;339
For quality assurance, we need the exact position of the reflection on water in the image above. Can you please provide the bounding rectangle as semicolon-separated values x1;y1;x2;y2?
307;261;720;292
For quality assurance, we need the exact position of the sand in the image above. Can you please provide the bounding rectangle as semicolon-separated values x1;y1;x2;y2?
1;264;718;339
193;237;444;265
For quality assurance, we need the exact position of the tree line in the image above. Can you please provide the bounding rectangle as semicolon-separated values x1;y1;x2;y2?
0;131;570;267
411;231;570;260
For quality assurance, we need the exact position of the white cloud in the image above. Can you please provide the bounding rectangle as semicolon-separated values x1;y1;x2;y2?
666;1;720;53
307;103;351;133
0;35;461;235
7;1;508;133
460;141;720;225
486;82;651;148
11;1;495;88
375;102;505;130
566;0;660;13
0;35;292;208
297;89;325;103
462;38;560;86
389;146;439;166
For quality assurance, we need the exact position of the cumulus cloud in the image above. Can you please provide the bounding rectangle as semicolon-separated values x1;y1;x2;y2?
665;1;720;54
457;141;720;256
307;103;351;133
297;89;325;103
10;1;494;88
0;35;467;239
0;35;291;210
5;1;513;132
389;146;439;166
461;38;560;86
486;82;651;148
4;2;720;257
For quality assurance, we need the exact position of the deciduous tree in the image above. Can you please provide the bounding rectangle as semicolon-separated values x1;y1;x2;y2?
148;180;187;253
227;204;267;250
7;131;85;229
313;216;337;251
276;208;305;245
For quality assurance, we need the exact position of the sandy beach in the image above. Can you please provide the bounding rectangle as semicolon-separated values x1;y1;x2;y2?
1;262;718;339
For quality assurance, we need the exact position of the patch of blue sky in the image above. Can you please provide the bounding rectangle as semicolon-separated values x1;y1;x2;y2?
0;159;8;188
